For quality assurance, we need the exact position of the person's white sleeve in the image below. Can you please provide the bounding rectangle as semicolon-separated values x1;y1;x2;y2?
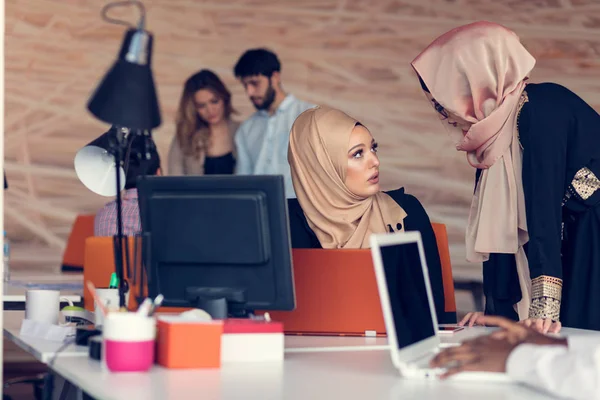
234;125;252;175
506;337;600;399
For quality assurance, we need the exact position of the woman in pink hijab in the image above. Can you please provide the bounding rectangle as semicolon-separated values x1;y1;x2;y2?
413;21;600;332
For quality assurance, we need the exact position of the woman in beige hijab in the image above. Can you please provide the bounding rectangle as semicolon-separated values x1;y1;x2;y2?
287;106;454;323
413;21;600;333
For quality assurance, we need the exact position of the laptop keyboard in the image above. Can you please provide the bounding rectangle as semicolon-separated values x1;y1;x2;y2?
407;350;449;377
410;350;437;369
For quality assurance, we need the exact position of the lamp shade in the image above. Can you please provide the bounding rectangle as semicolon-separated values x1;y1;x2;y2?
87;29;161;130
74;129;126;197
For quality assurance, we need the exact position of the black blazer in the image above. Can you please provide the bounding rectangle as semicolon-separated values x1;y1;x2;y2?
287;188;455;325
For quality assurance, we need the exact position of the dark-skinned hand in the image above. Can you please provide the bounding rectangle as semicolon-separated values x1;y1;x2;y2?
431;316;567;379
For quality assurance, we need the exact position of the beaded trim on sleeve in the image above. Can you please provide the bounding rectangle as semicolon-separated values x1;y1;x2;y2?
516;91;529;150
562;167;600;207
529;275;562;321
571;167;600;201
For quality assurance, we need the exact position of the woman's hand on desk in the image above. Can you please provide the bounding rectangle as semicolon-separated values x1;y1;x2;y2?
459;314;561;334
484;316;567;346
518;318;562;334
458;312;485;327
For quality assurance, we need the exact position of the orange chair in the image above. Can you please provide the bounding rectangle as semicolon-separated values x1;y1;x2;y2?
83;236;144;311
431;223;457;314
263;223;457;334
83;223;457;330
61;214;95;272
266;249;384;335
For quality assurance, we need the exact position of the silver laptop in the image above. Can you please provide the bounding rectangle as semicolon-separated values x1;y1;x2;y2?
370;231;510;381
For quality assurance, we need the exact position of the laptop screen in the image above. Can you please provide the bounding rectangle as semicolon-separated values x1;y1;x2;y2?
380;240;436;349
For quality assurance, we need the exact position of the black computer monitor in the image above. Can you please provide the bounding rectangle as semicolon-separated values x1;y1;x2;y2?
136;175;296;319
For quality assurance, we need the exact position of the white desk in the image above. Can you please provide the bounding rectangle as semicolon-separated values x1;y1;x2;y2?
48;349;558;400
3;311;389;364
3;312;89;363
5;310;594;400
3;330;388;365
5;306;593;365
0;323;535;366
284;335;388;352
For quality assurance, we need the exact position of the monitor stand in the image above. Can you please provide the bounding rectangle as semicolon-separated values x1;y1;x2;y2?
185;287;247;319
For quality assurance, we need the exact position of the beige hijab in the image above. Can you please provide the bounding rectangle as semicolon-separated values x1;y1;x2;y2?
411;21;536;319
288;106;407;249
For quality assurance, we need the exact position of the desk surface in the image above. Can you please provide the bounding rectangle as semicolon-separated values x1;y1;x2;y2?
3;311;88;363
49;349;558;400
4;332;389;365
3;311;391;363
6;306;594;367
5;309;595;400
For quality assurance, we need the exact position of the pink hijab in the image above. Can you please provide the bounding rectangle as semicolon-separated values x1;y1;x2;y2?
411;21;536;319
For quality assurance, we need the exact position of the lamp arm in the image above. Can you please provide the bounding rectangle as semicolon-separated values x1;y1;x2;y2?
112;128;130;309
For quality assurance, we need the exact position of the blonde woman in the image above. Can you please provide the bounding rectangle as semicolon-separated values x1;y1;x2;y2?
168;69;239;175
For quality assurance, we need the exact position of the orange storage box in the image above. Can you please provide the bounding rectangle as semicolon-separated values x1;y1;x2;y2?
156;318;223;369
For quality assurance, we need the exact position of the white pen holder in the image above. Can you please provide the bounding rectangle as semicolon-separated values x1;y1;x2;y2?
94;288;130;327
103;312;156;372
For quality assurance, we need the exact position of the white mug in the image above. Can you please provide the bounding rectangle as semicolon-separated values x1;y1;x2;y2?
25;290;72;325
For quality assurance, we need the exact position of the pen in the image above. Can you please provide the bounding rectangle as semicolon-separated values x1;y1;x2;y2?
86;281;108;316
136;298;153;316
108;273;119;289
147;294;164;317
249;312;271;322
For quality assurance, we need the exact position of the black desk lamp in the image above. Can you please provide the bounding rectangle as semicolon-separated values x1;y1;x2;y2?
81;0;161;308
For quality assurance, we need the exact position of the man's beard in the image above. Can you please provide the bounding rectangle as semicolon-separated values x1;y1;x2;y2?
253;83;276;111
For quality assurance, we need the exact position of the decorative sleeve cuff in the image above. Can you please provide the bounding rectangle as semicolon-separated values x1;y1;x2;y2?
529;275;562;321
571;167;600;201
564;167;600;206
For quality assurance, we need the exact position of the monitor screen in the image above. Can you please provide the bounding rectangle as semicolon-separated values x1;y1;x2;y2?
136;175;296;317
380;240;436;349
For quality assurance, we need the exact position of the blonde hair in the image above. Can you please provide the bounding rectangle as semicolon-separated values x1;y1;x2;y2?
175;69;236;158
